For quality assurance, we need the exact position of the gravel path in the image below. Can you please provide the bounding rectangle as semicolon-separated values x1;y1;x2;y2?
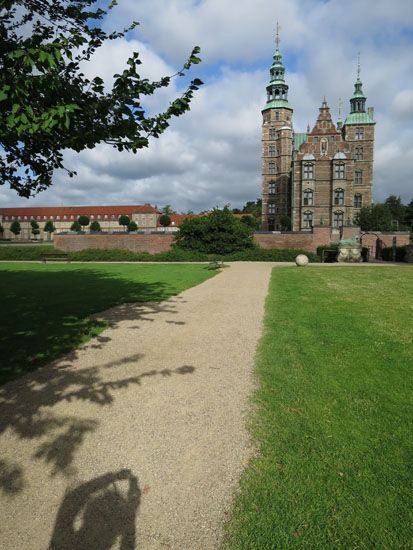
0;262;274;550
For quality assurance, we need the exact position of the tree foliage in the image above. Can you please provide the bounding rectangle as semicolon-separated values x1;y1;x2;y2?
77;215;89;228
127;220;138;232
159;214;171;229
175;206;255;254
118;215;130;230
0;0;203;197
30;219;40;238
10;219;21;236
70;220;81;231
89;220;101;231
240;215;260;230
44;220;55;234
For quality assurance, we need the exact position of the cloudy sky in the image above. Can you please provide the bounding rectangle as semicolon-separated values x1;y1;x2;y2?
2;0;413;211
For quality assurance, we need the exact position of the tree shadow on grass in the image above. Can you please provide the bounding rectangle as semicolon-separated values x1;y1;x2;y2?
0;267;182;385
48;469;140;550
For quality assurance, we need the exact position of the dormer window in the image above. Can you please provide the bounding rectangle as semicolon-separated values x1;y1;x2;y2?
303;163;314;179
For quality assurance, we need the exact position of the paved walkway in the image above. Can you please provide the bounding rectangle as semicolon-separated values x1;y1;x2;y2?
0;262;274;550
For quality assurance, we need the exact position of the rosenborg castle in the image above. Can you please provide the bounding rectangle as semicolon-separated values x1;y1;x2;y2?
261;43;375;231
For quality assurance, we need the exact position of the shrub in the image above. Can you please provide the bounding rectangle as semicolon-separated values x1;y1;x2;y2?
44;220;56;236
222;248;319;262
90;220;101;232
10;220;21;237
317;244;339;262
381;246;407;262
159;214;171;231
0;245;56;261
127;220;138;232
175;206;254;254
70;220;82;231
31;220;40;238
77;215;90;229
119;215;130;231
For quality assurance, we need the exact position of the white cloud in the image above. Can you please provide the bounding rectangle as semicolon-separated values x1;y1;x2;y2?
1;0;413;209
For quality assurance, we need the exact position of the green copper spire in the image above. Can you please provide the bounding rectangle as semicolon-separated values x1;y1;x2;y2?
263;23;292;112
345;53;375;125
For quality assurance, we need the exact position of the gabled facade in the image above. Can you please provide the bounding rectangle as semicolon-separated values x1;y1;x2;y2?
261;45;375;231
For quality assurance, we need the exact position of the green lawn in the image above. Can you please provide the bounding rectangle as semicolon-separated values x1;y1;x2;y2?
0;262;215;385
224;266;413;549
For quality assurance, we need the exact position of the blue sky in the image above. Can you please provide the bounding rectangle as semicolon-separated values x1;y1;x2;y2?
1;0;412;211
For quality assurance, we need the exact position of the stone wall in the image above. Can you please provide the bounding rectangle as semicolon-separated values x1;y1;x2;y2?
54;233;174;254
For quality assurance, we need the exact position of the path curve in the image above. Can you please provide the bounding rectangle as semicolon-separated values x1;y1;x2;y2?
0;262;274;549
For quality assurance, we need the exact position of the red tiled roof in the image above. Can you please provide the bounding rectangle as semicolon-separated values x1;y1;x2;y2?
0;204;157;218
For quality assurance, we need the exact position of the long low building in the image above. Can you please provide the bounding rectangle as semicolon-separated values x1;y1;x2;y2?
0;204;160;240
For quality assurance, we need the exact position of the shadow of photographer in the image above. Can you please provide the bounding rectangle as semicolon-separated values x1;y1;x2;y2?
48;469;140;550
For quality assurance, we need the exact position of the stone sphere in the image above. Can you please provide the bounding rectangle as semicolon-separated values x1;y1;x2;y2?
295;254;309;267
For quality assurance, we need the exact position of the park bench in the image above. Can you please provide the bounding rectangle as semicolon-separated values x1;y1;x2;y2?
42;252;70;263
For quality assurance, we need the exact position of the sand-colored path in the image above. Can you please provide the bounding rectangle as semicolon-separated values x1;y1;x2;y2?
0;262;274;550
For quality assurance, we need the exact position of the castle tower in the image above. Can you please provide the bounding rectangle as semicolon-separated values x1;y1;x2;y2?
261;27;293;231
342;57;375;215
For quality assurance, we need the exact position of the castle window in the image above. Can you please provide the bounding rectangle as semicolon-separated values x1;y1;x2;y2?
303;163;314;179
334;162;345;179
275;111;280;121
269;162;277;175
303;210;313;229
355;127;364;140
355;170;363;185
355;146;363;160
354;194;362;208
268;203;276;215
313;137;318;144
269;145;277;157
321;139;328;154
268;180;276;194
303;189;314;206
328;136;335;143
334;188;345;206
269;128;277;140
333;210;344;228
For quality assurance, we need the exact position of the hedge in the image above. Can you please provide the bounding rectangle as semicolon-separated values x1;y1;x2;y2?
381;245;407;262
0;245;320;263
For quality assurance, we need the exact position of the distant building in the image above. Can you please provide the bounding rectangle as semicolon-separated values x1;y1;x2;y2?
261;38;375;231
0;204;158;240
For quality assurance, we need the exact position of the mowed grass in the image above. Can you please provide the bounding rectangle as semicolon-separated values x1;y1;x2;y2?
224;266;413;549
0;262;215;385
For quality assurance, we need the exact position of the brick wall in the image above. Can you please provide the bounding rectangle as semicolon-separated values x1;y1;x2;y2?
54;234;174;254
254;226;332;253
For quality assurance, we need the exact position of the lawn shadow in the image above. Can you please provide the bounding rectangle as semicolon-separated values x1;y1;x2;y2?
0;458;25;496
48;469;140;550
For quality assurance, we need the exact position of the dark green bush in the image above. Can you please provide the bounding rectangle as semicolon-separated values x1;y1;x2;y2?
175;207;254;254
381;246;407;262
317;244;338;262
0;244;319;263
222;248;319;262
0;245;55;261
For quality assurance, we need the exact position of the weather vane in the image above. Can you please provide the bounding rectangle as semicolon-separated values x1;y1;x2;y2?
275;21;281;48
357;51;361;79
